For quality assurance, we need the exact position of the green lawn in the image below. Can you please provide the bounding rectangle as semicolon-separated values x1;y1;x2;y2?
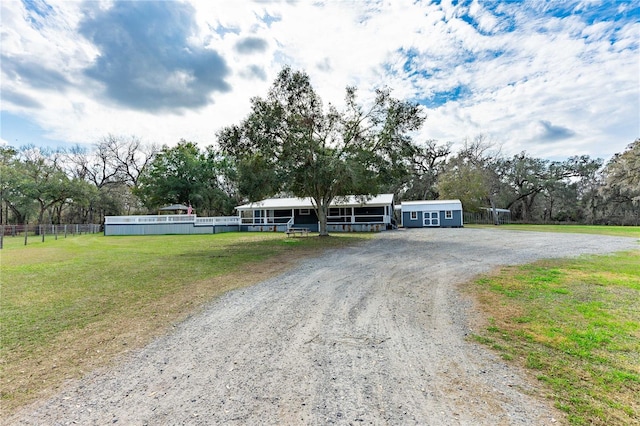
2;225;638;422
469;226;639;425
0;231;371;412
469;223;640;239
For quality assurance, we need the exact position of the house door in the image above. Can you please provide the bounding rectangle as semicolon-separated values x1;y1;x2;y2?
423;211;439;227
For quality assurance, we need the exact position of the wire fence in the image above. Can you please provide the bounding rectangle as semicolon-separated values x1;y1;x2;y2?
0;224;102;249
463;211;512;225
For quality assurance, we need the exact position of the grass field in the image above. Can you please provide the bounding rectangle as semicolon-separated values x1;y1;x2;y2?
0;231;372;413
470;223;640;239
468;225;639;425
2;225;638;423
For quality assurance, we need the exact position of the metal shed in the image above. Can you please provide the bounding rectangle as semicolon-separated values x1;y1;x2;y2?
400;200;463;228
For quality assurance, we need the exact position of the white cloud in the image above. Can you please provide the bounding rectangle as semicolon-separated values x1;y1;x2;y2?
0;0;637;162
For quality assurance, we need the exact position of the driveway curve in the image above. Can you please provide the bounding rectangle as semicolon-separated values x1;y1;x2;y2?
7;228;638;425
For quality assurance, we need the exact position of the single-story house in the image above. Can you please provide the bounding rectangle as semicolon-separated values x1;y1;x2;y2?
103;194;397;236
236;194;396;232
400;199;463;228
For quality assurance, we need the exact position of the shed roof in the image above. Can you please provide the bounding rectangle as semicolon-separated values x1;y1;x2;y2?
236;194;394;211
400;199;462;212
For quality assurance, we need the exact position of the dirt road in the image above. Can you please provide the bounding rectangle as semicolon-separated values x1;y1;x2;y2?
7;228;638;425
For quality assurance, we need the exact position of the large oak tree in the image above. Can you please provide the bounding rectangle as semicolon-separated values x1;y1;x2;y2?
217;67;425;236
135;140;237;216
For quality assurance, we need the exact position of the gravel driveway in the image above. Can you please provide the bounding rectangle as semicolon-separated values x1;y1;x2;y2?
7;228;638;425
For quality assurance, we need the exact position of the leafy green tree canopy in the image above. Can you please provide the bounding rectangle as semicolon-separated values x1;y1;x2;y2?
604;138;640;203
437;136;502;218
135;140;237;216
217;66;426;236
136;140;205;211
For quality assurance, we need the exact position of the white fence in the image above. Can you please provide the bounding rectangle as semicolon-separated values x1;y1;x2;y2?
104;212;392;235
105;215;240;226
194;216;241;226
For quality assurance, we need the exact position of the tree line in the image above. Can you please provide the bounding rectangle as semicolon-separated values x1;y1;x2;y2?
2;68;638;229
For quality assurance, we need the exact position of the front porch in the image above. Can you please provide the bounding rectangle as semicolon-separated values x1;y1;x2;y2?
237;194;396;232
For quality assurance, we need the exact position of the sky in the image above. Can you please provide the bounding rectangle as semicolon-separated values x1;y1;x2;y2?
1;0;638;163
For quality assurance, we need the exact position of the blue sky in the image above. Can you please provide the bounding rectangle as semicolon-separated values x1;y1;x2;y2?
1;0;638;162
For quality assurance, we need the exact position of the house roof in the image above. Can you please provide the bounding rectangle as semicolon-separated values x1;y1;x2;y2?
236;194;394;211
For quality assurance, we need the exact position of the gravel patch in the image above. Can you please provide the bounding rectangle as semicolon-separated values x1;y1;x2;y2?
6;228;637;425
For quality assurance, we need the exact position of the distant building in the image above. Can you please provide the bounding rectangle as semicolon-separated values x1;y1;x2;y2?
479;207;511;224
158;204;192;215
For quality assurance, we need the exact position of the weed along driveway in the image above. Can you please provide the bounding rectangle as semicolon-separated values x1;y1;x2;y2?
7;228;638;425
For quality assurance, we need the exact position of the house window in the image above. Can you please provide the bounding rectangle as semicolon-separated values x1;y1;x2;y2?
299;209;310;215
445;210;453;219
410;211;418;220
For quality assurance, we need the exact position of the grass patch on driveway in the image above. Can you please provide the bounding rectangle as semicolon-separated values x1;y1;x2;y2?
0;232;371;413
470;250;640;425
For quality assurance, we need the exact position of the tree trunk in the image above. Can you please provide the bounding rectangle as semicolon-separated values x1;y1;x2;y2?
489;196;499;226
37;200;46;225
7;204;26;225
317;201;329;237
